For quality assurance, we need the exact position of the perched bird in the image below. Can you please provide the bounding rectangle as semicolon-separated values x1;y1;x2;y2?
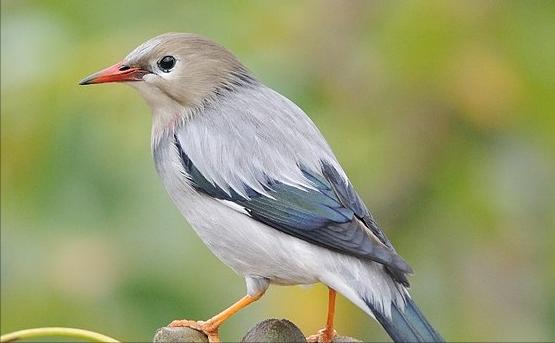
80;33;443;343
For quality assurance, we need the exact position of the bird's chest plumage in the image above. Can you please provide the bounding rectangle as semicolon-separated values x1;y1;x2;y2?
152;134;323;286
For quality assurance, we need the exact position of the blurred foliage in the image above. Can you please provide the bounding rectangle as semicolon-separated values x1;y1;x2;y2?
1;0;554;341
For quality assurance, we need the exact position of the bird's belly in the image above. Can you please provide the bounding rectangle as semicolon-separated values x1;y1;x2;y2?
154;144;320;285
168;187;406;315
176;192;322;286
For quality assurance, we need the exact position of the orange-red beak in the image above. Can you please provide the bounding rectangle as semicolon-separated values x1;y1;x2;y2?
79;62;150;85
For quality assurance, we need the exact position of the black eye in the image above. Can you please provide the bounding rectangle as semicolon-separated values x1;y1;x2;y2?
158;55;176;73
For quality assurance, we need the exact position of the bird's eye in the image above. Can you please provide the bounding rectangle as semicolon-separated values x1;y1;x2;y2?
158;56;176;73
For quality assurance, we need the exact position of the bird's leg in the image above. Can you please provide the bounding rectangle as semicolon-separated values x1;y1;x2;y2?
168;291;265;343
307;287;338;343
323;288;337;342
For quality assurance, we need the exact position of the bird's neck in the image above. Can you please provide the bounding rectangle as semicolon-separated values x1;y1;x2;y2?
130;81;190;150
145;73;259;150
151;106;187;149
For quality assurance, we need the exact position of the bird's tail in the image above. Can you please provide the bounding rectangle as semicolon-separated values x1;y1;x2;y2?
365;296;444;342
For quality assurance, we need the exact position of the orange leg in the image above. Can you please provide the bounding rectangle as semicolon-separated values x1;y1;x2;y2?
169;292;264;342
324;288;337;341
307;287;338;343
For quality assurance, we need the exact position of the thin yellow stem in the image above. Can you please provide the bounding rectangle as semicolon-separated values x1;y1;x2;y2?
0;327;119;343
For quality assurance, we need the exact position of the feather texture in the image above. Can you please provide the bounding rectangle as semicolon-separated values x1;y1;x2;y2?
365;295;444;342
170;84;412;282
148;72;439;340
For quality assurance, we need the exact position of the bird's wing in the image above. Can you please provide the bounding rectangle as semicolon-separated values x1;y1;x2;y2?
173;134;412;284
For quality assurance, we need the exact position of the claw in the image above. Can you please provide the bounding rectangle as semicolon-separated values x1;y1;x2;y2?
165;293;264;343
306;327;337;343
168;319;201;329
168;319;220;342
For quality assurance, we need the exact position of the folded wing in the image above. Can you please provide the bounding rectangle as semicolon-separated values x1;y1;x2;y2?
174;135;412;285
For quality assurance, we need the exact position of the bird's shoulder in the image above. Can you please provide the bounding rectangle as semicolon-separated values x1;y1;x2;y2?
176;85;336;194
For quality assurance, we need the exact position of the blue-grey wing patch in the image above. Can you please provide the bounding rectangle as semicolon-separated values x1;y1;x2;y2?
174;136;412;284
321;161;412;286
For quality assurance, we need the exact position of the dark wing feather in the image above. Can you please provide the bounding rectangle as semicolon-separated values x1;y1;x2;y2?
321;161;412;285
175;135;412;284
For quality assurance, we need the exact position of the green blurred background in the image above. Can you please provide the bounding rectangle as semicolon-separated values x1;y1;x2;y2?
2;1;554;341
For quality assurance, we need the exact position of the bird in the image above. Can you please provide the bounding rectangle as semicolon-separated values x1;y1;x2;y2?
80;32;444;343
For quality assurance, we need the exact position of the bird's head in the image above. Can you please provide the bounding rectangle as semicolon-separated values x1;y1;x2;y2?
80;33;254;110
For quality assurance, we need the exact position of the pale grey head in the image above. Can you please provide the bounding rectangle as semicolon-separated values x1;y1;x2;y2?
80;33;256;110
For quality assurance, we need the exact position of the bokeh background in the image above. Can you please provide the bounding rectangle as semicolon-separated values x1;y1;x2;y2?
2;1;554;341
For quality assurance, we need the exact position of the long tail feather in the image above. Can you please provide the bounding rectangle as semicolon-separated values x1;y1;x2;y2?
365;296;444;342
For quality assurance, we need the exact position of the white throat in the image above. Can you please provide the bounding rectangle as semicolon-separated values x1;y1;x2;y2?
129;81;188;149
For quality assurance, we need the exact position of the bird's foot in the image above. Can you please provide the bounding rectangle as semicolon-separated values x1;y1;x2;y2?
168;319;220;342
306;327;337;343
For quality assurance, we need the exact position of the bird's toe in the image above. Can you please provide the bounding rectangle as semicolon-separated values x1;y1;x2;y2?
167;319;220;342
306;327;337;343
168;319;202;329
